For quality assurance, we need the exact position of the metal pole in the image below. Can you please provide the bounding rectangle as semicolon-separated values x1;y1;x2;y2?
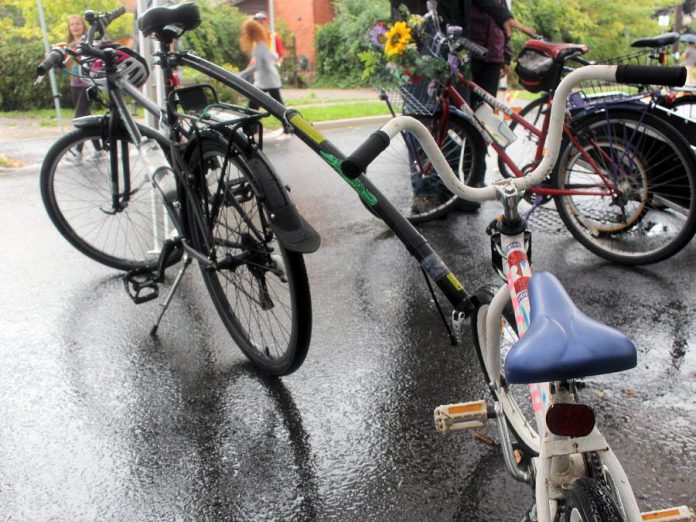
37;0;65;134
269;0;275;34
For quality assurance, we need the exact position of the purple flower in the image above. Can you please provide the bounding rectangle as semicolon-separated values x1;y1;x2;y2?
370;23;388;47
448;54;459;76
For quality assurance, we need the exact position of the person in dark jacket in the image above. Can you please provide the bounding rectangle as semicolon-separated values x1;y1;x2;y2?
391;0;534;214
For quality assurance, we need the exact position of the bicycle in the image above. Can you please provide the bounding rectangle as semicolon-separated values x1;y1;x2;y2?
36;5;317;376
369;12;696;265
37;3;694;519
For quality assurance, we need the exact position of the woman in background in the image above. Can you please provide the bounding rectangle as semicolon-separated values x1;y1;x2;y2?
238;19;291;138
66;15;92;122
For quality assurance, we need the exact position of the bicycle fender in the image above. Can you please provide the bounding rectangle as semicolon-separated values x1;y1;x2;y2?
186;129;320;254
246;153;321;254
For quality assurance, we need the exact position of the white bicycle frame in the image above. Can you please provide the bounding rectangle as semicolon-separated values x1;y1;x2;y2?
379;65;644;522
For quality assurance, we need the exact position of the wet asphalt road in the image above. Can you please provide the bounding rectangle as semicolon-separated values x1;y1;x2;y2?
1;124;695;521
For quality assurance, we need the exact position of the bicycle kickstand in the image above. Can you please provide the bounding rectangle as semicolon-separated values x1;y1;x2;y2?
150;254;193;338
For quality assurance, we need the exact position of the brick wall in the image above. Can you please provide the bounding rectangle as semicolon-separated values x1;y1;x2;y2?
235;0;335;72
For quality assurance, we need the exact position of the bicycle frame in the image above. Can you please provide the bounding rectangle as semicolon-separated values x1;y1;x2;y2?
171;51;479;315
437;75;637;200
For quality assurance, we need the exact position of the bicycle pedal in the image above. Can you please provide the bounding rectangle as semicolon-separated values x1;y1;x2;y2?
434;400;491;433
124;269;160;304
641;506;694;521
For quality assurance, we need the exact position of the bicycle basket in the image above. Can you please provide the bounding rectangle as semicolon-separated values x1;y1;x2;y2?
515;47;562;93
380;78;443;116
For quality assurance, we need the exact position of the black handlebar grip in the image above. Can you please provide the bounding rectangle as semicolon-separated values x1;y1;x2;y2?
36;48;65;77
616;65;686;87
341;131;391;179
457;37;488;60
105;6;126;25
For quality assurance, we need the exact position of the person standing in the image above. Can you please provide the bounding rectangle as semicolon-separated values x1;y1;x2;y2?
238;19;291;139
253;11;285;66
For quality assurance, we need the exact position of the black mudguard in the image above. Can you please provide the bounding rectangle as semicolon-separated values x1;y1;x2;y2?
185;129;320;254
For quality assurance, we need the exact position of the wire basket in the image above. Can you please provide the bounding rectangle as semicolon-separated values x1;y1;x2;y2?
377;78;444;116
571;48;667;106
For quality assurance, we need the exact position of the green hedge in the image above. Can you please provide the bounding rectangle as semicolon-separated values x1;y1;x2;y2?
0;42;72;111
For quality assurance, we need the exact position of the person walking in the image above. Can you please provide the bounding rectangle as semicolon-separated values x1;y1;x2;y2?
253;11;285;66
238;19;291;139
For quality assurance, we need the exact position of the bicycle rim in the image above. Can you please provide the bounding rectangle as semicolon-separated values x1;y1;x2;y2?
554;109;696;264
471;286;539;457
365;113;485;223
40;126;178;271
188;136;311;375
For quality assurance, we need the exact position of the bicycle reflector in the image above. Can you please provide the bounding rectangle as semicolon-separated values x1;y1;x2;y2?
545;403;595;437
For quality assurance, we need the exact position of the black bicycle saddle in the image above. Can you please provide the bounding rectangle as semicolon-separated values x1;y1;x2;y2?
138;2;201;44
631;32;680;48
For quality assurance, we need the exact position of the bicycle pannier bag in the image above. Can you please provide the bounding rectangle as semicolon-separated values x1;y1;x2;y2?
515;47;558;93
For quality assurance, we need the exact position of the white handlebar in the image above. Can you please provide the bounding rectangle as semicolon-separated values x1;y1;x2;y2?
378;65;619;202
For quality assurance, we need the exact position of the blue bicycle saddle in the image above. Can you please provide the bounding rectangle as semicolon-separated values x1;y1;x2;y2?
505;272;637;384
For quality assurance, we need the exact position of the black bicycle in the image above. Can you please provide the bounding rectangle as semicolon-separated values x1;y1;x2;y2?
36;6;317;376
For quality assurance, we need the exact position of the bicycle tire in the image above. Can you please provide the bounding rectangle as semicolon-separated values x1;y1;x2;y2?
40;124;182;271
664;93;696;120
553;108;696;265
186;134;311;376
364;112;486;223
498;93;549;180
563;477;623;522
470;285;539;458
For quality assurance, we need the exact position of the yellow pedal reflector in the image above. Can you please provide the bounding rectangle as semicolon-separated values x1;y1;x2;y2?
641;506;694;521
434;400;488;433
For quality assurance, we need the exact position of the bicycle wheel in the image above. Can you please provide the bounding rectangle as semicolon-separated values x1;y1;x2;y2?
498;93;549;179
365;112;486;223
665;93;696;120
470;285;539;457
186;134;311;376
41;124;179;271
553;109;696;265
563;477;623;522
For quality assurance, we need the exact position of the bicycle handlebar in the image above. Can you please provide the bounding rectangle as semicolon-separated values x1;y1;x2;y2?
35;47;66;78
341;65;687;201
453;36;488;60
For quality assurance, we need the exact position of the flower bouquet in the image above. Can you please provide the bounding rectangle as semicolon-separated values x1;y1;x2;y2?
358;11;464;87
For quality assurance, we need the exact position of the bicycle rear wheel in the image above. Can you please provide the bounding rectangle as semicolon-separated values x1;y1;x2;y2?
40;125;179;271
553;109;696;265
563;477;623;522
364;112;486;223
470;285;539;458
498;94;549;179
665;93;696;120
186;134;311;376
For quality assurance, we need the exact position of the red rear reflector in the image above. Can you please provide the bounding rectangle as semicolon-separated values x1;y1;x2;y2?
545;403;595;437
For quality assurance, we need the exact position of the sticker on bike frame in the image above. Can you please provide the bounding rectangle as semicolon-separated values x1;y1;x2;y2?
446;273;464;292
289;113;326;145
421;253;449;281
319;151;378;207
503;238;532;335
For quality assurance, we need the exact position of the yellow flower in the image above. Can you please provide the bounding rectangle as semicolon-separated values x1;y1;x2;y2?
384;21;412;58
408;14;424;29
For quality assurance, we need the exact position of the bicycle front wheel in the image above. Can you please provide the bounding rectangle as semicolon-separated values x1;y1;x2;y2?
186;134;311;376
40;125;178;271
365;112;486;223
553;109;696;265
